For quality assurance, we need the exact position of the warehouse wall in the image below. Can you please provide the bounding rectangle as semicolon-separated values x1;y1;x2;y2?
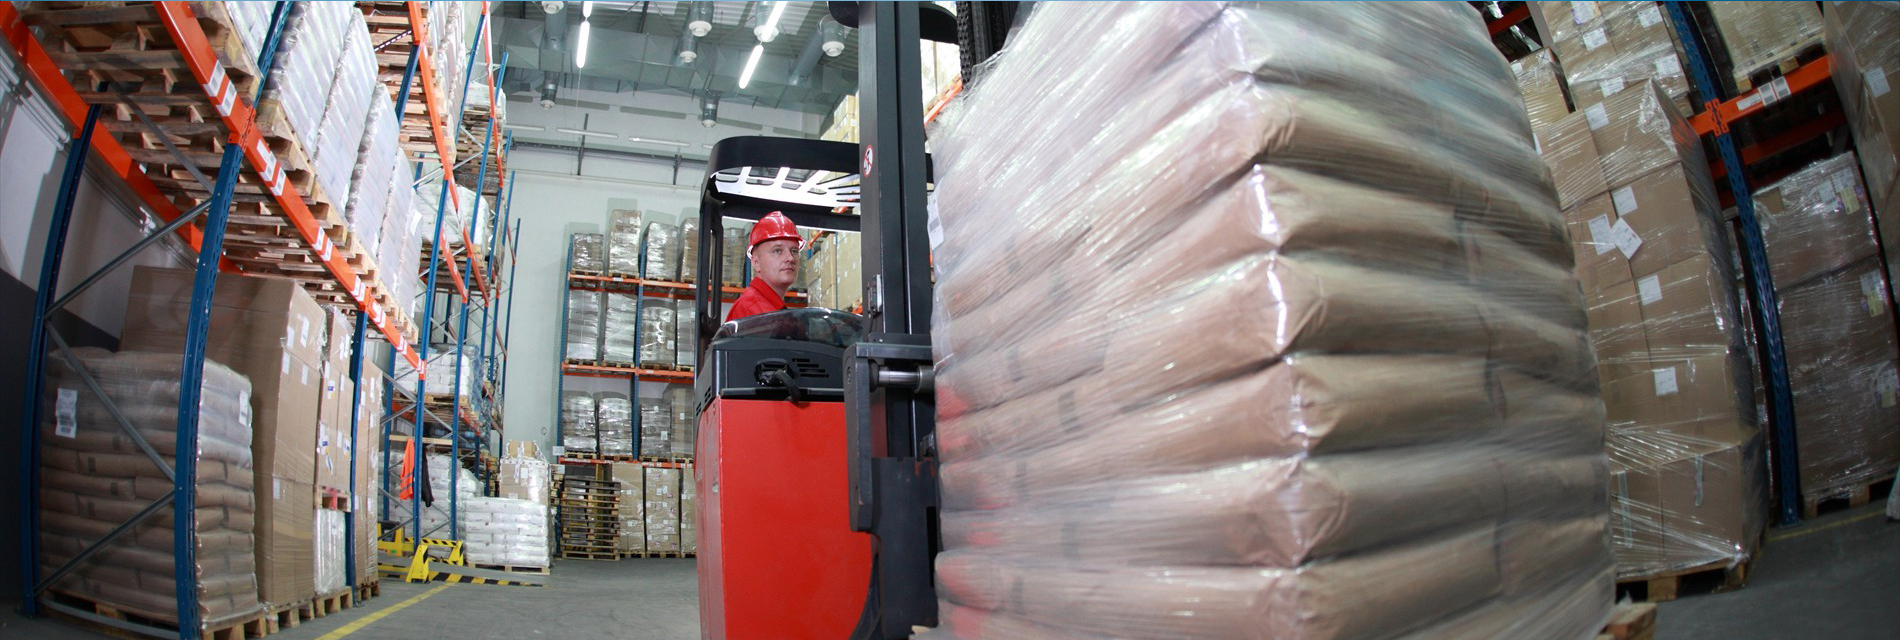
0;52;190;599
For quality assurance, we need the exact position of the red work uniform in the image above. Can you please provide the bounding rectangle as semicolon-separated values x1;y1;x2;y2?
726;276;788;321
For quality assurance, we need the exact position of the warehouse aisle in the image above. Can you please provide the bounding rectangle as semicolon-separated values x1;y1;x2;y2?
1659;500;1900;639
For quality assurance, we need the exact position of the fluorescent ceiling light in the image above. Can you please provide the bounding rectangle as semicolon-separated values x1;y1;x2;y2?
738;44;764;89
556;127;617;138
756;1;788;42
582;1;594;17
576;21;591;68
503;124;546;131
628;137;691;147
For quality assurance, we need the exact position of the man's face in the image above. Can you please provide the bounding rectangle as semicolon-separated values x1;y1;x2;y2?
750;238;800;290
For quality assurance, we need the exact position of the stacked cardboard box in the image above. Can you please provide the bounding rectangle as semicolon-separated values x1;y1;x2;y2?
1531;1;1694;116
1538;81;1766;579
500;441;551;505
1514;49;1572;132
722;223;751;288
124;267;325;608
644;222;682;281
1826;3;1900;292
639;299;678;368
643;467;682;554
597;392;634;457
1752;154;1900;503
607;210;645;277
921;4;1610;638
638;398;673;458
571;233;606;274
805;233;863;312
561;392;597;454
613;463;645;555
39;349;263;626
680;468;699;555
679;220;700;283
665;385;698;458
355;362;386;584
1707;2;1824;88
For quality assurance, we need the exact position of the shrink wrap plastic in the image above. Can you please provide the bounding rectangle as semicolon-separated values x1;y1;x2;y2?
1706;2;1824;85
566;290;603;362
639;398;673;458
571;232;605;274
1756;155;1900;502
922;4;1611;639
608;210;645;276
640;300;678;368
603;293;640;365
644;222;682;281
40;349;262;627
315;509;344;595
722;224;751;287
391;348;476;399
643;467;681;553
1531;1;1693;116
676;303;698;370
665;384;698;458
415;454;477;537
462;498;551;568
597;392;634;457
679;220;700;283
1825;2;1900;214
561;392;597;453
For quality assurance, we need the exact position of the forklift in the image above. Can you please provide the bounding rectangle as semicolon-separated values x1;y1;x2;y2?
688;4;1021;639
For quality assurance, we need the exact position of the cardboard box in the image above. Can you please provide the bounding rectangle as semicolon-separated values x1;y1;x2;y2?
1586;278;1651;383
354;362;384;583
1654;422;1766;571
256;477;316;606
1613;163;1718;276
123;267;325;365
1825;2;1900;208
643;467;681;553
315;363;354;495
1540;110;1611;209
680;469;698;554
1777;259;1900;497
1513;50;1571;132
1588;82;1704;188
613;463;644;553
1753;153;1881;288
1564;193;1635;297
505;440;541;459
1607;464;1667;575
1637;254;1739;360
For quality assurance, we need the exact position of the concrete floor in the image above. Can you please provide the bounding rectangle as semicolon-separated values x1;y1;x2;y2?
3;503;1894;639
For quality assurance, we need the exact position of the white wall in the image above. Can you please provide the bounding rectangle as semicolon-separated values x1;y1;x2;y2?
498;151;720;454
1;44;187;336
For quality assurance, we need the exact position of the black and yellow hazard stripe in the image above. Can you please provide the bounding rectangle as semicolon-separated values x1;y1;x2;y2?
432;571;543;587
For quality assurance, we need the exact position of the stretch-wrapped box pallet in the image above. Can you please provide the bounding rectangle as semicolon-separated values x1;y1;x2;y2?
921;4;1611;638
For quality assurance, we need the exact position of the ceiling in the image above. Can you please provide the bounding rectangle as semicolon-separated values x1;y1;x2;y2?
492;1;859;119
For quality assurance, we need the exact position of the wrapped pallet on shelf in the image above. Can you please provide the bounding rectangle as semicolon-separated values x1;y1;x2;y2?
122;267;325;609
1540;79;1767;583
463;497;551;569
392;348;476;400
640;299;678;369
723;224;751;287
354;362;387;584
571;232;605;275
675;303;698;371
679;220;699;283
608;210;645;277
1530;1;1694;116
1706;1;1824;91
1824;2;1900;290
921;3;1611;638
613;463;646;555
346;82;399;255
679;467;698;555
39;350;263;628
561;392;598;454
311;9;376;211
566;290;603;363
499;452;552;505
665;385;697;458
597;392;635;457
644;222;682;282
1752;154;1900;512
1514;48;1572;133
602;293;640;367
639;398;674;459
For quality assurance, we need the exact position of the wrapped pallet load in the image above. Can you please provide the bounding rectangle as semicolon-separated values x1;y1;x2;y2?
1706;1;1823;90
722;224;751;287
602;293;640;366
346;87;399;252
679;220;699;283
311;9;376;209
1751;153;1900;509
39;349;263;628
665;384;698;459
640;299;678;369
644;467;682;554
644;222;682;281
1530;1;1695;116
675;303;698;371
571;232;605;274
608;210;644;277
566;290;603;363
920;4;1612;639
462;498;551;569
1540;79;1768;580
1825;2;1900;295
561;392;598;454
597;392;635;457
639;397;673;459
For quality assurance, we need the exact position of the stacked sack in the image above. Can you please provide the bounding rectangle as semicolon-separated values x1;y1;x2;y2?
463;498;551;568
922;3;1611;639
561;392;598;454
39;349;262;626
315;509;345;596
392;347;476;400
415;453;478;538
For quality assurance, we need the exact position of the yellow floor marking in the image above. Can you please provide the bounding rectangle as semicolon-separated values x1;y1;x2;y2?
314;584;450;640
1767;509;1883;543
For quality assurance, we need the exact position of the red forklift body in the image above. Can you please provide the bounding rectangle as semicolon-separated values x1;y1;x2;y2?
697;397;872;639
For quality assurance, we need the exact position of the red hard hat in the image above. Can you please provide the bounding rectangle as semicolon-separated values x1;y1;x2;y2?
749;211;801;249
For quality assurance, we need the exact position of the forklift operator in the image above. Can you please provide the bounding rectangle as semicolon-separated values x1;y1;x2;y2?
726;211;803;321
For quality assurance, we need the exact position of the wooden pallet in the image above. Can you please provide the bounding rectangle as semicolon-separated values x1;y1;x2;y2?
559;550;621;560
565;358;602;368
44;589;265;640
1733;40;1826;94
261;601;301;634
1596;602;1657;640
317;489;350;512
1616;544;1760;603
639;455;696;465
303;589;354;620
1801;475;1897;520
622;550;695;559
471;562;551;575
355;579;381;603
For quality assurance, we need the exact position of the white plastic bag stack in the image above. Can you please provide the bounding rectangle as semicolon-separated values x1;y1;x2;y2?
462;498;550;568
315;509;346;595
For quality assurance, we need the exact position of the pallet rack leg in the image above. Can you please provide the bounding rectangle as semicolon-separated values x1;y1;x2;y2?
1665;1;1803;526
